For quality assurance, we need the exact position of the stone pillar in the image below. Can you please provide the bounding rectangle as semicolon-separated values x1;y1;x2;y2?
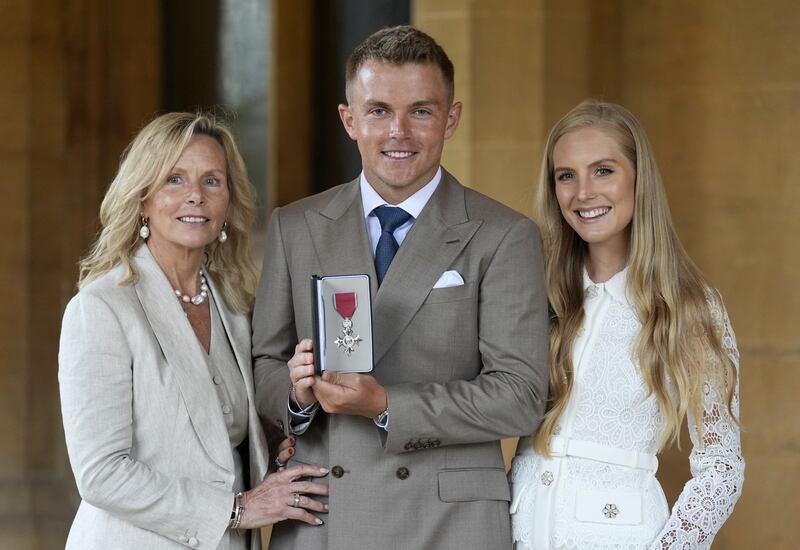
414;0;548;468
413;1;800;546
415;0;547;218
614;2;800;546
0;1;161;547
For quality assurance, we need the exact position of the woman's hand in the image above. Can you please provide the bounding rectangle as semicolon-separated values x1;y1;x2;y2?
288;339;317;409
274;436;295;470
237;463;329;528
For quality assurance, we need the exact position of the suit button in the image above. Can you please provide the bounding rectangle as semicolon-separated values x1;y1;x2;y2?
432;439;441;447
212;375;222;385
396;467;410;480
188;537;199;547
404;442;413;450
222;404;232;414
331;465;344;478
413;441;422;450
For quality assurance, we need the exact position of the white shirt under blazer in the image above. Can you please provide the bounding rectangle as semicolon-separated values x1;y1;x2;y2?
510;267;744;549
58;245;269;550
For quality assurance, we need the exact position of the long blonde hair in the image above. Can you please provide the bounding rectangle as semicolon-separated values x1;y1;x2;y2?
79;112;258;312
534;100;737;453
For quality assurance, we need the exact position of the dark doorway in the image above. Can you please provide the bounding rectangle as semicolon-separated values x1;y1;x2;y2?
311;0;411;192
162;0;270;216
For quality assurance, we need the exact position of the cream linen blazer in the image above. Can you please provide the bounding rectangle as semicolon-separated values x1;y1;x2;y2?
59;245;268;550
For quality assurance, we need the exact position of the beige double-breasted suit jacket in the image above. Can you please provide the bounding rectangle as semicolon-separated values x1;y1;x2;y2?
253;170;549;550
59;245;269;550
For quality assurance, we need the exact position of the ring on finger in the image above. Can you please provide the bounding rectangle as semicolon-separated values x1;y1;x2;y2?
275;457;286;469
292;493;301;507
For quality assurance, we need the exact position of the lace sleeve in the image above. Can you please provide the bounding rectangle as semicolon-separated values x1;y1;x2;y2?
652;301;745;549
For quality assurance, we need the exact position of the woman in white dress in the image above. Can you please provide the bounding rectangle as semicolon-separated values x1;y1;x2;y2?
510;100;744;550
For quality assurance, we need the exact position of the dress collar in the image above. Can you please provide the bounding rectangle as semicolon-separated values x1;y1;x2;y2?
583;265;630;305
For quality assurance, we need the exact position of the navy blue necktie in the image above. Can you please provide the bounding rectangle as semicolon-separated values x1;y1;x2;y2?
373;205;412;285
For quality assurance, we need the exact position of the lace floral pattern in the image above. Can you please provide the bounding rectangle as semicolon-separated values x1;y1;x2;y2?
571;299;662;453
510;274;743;550
652;301;743;549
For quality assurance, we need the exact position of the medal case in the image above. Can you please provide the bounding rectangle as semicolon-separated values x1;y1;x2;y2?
310;274;374;373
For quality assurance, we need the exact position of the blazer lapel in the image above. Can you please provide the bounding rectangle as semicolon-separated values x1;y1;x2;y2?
305;179;378;299
205;274;250;385
372;171;482;364
205;275;269;481
132;245;234;472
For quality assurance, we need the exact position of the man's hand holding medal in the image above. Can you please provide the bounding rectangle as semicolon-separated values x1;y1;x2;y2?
287;338;388;420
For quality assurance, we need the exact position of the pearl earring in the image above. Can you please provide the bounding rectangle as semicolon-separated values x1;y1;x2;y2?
139;215;150;240
218;223;228;243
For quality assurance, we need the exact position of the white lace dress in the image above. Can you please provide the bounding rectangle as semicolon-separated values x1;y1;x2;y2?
510;268;744;549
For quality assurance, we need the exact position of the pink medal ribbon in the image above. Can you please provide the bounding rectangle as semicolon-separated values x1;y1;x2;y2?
333;292;362;355
333;293;357;319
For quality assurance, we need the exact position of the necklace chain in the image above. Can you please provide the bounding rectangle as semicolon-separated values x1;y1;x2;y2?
174;270;208;306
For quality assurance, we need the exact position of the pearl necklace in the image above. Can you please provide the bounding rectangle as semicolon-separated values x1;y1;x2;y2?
175;270;209;306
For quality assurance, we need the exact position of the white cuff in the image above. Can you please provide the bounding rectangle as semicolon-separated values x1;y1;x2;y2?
287;397;318;435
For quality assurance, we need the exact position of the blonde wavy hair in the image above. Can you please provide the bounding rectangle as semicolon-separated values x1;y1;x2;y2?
79;112;258;313
534;100;737;454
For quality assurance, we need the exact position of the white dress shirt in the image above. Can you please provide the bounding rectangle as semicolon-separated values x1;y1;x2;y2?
360;168;441;254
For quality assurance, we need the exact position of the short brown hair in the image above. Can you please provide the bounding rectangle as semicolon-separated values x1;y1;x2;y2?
345;25;455;104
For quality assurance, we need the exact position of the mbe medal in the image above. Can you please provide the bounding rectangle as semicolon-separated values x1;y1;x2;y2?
333;292;362;356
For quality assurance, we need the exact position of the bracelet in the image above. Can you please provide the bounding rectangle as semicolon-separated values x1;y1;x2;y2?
229;492;245;530
374;407;389;425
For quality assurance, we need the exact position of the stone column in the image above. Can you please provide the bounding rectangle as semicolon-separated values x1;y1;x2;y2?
415;0;547;218
413;1;800;546
614;2;800;546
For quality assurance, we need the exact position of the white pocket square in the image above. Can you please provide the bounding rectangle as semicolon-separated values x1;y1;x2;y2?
433;270;464;289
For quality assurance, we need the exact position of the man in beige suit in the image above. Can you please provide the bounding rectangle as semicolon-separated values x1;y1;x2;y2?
253;26;548;549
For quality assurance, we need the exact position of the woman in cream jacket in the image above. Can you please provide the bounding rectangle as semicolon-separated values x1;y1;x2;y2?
59;112;328;549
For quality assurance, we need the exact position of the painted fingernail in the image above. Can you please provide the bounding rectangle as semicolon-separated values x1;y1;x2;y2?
319;467;329;474
324;504;329;511
288;448;295;456
289;436;296;444
316;518;324;525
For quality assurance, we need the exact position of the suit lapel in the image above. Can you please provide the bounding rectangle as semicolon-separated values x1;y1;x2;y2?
132;245;233;472
304;174;482;365
305;179;379;300
372;171;482;364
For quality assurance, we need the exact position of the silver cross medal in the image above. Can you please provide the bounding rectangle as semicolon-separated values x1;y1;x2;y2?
334;317;362;356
